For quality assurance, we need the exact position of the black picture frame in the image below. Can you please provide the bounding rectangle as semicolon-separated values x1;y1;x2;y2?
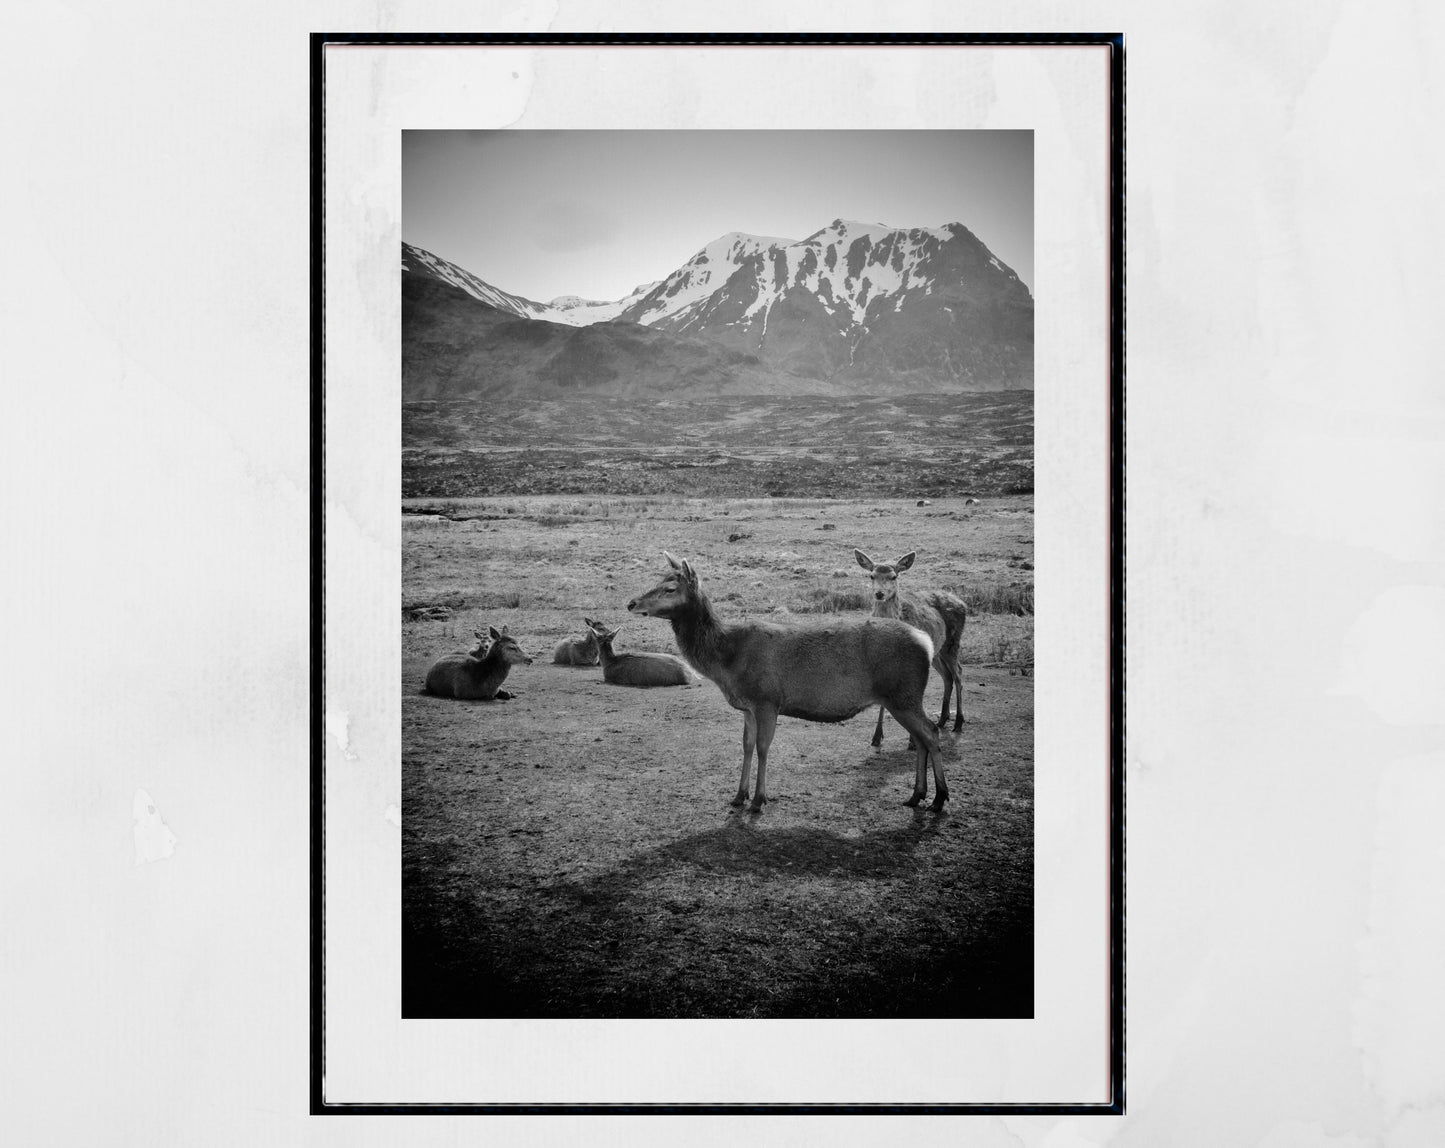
311;30;1125;1116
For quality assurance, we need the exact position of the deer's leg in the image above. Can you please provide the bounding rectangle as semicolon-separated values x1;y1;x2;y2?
749;706;778;812
871;704;887;747
889;705;942;807
925;725;950;811
950;620;967;731
734;711;757;806
935;657;953;730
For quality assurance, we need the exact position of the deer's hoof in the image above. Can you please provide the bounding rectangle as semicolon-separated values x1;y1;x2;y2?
904;793;924;807
730;793;748;808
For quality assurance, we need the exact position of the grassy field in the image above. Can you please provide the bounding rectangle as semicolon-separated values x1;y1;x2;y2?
403;391;1033;500
402;493;1033;1018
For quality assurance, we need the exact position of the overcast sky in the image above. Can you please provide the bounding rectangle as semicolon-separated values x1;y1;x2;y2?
403;130;1033;303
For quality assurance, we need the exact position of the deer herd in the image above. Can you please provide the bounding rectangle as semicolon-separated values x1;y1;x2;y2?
421;546;971;811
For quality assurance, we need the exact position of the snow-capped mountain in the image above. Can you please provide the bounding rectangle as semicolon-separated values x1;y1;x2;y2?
403;242;657;328
403;242;553;320
402;217;1032;394
613;231;795;329
544;282;660;325
613;219;1033;388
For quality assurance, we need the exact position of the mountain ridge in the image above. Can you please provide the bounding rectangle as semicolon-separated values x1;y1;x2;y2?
402;217;1032;396
402;272;803;401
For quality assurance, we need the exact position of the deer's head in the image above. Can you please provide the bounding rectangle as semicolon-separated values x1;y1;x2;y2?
487;625;533;666
628;552;699;619
854;549;916;606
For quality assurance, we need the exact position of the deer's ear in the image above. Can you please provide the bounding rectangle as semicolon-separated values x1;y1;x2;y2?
896;552;916;572
854;549;875;571
664;551;683;572
681;560;697;585
489;625;503;640
474;629;486;639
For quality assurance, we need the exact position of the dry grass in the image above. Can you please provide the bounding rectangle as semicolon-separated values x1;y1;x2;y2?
405;493;1035;669
403;493;1033;1018
404;392;1034;500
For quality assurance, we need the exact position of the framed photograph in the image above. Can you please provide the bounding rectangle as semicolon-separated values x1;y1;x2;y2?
316;32;1122;1113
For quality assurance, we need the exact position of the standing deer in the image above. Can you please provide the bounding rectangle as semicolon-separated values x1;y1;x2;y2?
627;553;948;811
854;549;968;746
553;618;605;665
594;622;698;687
423;625;533;700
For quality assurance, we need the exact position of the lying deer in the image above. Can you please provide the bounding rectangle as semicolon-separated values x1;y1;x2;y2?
553;618;604;665
423;625;533;700
628;553;948;811
854;549;968;746
594;622;698;687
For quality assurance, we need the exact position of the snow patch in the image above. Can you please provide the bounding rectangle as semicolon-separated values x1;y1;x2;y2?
727;219;953;328
633;232;788;326
542;281;659;325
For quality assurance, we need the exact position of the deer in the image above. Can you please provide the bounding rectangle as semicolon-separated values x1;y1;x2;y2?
422;625;533;700
426;627;492;659
854;549;968;747
552;618;605;665
627;552;948;811
593;622;699;688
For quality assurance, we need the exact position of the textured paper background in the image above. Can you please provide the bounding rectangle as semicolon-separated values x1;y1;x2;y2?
5;2;1444;1144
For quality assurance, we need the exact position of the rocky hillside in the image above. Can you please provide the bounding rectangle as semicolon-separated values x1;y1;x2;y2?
402;273;783;401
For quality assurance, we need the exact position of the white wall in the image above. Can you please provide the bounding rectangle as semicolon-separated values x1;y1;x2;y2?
3;3;1443;1145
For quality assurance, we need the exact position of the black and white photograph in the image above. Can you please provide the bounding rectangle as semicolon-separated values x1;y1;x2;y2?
399;129;1038;1020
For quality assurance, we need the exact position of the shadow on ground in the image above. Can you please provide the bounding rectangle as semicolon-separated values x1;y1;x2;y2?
404;809;1032;1020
